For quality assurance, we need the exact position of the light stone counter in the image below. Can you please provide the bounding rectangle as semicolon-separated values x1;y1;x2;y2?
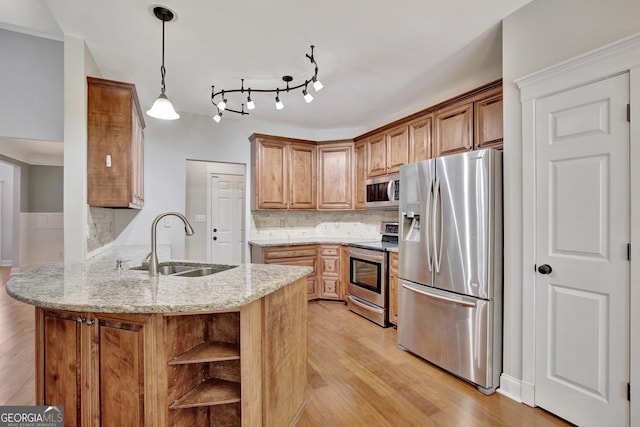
248;237;374;247
5;245;312;314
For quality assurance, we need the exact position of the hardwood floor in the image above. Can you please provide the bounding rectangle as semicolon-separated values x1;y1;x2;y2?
0;269;570;425
0;266;36;406
298;300;572;427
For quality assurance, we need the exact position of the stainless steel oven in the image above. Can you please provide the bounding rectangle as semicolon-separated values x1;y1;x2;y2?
347;246;388;327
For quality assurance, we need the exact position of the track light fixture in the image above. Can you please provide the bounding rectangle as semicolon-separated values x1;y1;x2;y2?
210;45;322;123
146;6;180;120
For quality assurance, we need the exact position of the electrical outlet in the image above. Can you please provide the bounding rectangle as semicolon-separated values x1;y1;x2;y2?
164;218;171;227
195;214;206;223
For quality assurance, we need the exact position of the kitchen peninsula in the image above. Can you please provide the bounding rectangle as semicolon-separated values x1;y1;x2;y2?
5;247;311;427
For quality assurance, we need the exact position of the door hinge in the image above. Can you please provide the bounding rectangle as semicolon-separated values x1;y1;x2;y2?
628;382;631;401
628;243;631;261
628;104;631;122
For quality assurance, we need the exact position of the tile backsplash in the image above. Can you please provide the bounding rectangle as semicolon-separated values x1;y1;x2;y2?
250;210;399;240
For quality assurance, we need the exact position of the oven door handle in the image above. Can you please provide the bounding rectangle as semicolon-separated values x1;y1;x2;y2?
401;283;477;308
347;250;384;264
348;295;385;314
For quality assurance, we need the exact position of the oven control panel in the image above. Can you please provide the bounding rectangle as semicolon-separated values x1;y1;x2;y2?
381;222;399;237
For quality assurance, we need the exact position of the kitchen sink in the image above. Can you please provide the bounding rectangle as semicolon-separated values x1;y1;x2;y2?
131;262;237;277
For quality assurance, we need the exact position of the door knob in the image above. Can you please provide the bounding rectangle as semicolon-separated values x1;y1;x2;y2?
538;264;553;274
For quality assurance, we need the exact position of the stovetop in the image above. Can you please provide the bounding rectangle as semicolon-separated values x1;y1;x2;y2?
348;221;399;252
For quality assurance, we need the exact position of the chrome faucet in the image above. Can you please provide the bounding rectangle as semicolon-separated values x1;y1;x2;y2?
149;212;195;276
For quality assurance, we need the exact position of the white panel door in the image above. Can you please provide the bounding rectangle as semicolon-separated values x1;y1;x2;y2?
535;73;630;426
210;174;245;265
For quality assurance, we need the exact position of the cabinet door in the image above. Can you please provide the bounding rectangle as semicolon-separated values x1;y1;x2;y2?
39;309;83;427
366;133;387;177
435;101;473;157
354;141;366;210
289;143;316;209
474;89;503;150
131;108;144;207
386;125;409;174
340;245;350;301
388;252;399;325
256;139;289;209
317;143;354;210
92;314;148;427
409;115;433;162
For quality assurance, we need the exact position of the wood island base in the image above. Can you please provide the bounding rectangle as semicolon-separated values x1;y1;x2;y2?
36;277;308;426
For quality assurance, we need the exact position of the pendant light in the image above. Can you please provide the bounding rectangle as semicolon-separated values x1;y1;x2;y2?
146;6;180;120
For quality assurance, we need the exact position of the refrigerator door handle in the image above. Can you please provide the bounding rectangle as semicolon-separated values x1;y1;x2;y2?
425;179;433;272
402;282;477;308
433;177;443;272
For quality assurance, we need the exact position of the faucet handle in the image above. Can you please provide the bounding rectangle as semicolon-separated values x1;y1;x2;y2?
116;259;130;270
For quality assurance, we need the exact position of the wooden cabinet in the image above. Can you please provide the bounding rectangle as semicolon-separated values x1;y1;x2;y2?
386;125;410;174
340;245;350;301
256;245;319;299
36;279;308;427
37;309;153;427
366;125;409;177
409;114;433;162
354;141;366;210
251;134;316;210
474;88;503;149
366;132;387;177
388;252;399;326
317;142;354;210
435;101;474;157
319;245;341;299
87;77;145;208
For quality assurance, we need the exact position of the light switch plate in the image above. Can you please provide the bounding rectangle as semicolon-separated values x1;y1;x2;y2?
194;214;206;223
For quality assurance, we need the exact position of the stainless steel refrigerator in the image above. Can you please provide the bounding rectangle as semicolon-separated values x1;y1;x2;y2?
397;148;502;394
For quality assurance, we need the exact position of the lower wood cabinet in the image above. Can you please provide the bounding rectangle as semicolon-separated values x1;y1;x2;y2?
38;309;153;427
252;244;348;301
388;251;399;326
36;278;308;426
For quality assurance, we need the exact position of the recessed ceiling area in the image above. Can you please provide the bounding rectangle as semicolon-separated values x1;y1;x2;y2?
0;0;531;131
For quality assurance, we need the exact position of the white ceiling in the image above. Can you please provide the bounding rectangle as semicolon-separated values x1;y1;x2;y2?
1;0;531;132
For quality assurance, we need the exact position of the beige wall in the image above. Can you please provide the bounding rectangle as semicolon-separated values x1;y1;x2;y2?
501;0;640;390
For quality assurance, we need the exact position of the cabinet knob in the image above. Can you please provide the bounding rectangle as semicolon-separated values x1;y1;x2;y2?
213;236;218;241
86;319;94;326
76;317;85;323
213;228;218;233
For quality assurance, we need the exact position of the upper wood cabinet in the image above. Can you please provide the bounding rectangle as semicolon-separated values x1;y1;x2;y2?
409;114;433;163
317;142;354;210
435;101;474;157
251;134;316;210
87;77;145;208
354;141;366;210
474;88;503;149
366;125;409;177
366;132;387;177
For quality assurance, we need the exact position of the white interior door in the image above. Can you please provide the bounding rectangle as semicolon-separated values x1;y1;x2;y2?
210;174;245;265
534;73;630;426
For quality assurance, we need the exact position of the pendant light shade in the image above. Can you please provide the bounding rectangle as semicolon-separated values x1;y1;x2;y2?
147;6;180;120
147;93;180;120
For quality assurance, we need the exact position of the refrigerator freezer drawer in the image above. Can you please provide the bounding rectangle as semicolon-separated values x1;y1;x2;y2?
398;281;496;391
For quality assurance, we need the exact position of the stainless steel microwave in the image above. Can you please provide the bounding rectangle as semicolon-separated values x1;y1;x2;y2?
365;174;399;209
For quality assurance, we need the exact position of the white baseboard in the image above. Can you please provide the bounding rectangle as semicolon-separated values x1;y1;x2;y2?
521;380;536;407
10;266;21;276
1;259;12;267
498;374;523;403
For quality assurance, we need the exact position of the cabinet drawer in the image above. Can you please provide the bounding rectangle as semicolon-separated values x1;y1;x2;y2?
319;245;340;256
321;257;339;274
267;257;317;275
264;246;317;261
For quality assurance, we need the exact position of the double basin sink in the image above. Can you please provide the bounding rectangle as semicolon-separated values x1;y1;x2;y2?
131;262;237;277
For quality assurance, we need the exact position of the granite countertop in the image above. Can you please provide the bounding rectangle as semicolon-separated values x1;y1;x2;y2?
5;246;312;314
248;237;376;247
